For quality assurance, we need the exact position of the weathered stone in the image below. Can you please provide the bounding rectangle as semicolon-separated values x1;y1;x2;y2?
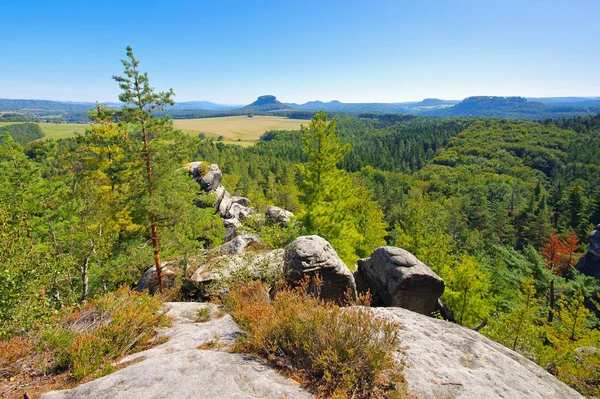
231;196;252;207
223;218;241;242
215;234;263;255
589;224;600;256
372;307;583;399
266;206;294;225
185;249;284;300
136;261;180;295
356;246;444;315
435;298;456;322
186;162;223;193
41;302;311;399
281;235;357;302
225;202;254;220
574;224;600;280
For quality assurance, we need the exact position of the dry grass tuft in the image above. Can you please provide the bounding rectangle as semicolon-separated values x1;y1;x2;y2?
40;286;170;380
222;280;412;399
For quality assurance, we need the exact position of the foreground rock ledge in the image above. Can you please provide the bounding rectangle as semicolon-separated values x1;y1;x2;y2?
373;307;583;399
40;302;312;399
41;303;582;399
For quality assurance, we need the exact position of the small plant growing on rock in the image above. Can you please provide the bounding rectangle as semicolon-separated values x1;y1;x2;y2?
222;279;411;398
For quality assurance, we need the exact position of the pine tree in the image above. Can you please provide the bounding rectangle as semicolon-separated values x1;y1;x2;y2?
299;111;386;265
112;46;175;293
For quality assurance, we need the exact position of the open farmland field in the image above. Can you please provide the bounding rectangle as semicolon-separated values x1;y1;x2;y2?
0;122;89;140
173;116;307;145
1;116;307;144
39;123;88;139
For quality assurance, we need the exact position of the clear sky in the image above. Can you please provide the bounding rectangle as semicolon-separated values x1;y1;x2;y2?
1;0;599;104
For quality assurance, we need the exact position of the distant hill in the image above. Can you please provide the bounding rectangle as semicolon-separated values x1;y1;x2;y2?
287;98;457;114
168;101;240;111
0;98;106;111
236;95;292;112
426;96;600;120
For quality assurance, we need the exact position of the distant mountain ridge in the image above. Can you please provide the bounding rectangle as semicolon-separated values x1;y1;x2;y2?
426;96;600;119
235;95;292;112
2;96;600;121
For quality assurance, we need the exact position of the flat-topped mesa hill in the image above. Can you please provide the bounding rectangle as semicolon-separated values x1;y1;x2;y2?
236;95;292;112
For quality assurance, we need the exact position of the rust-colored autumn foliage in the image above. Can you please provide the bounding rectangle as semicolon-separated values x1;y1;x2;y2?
543;232;581;275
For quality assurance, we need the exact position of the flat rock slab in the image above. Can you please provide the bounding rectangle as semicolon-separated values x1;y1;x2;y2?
41;302;312;399
373;307;583;399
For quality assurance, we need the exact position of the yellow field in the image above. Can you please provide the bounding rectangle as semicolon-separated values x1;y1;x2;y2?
1;116;307;145
173;116;307;145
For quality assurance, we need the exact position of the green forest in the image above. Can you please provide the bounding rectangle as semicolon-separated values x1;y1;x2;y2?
2;49;600;397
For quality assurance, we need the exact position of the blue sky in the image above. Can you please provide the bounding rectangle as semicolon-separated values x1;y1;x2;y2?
1;0;599;104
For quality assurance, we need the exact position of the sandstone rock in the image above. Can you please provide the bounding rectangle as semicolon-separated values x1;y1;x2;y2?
356;246;444;315
226;202;254;220
266;206;293;225
589;224;600;256
231;196;252;207
41;302;311;399
186;162;223;193
136;261;180;295
371;307;583;399
435;298;456;322
223;218;241;241
574;224;600;280
185;249;284;300
215;234;263;255
281;235;356;302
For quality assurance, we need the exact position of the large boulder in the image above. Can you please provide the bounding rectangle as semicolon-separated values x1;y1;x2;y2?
223;218;241;242
589;224;600;256
281;235;357;302
266;206;294;225
187;162;222;193
373;307;583;399
214;234;263;255
136;261;180;295
356;246;444;315
184;249;285;300
213;187;253;220
574;224;600;280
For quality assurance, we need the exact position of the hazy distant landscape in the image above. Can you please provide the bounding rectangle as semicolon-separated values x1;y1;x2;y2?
2;95;600;125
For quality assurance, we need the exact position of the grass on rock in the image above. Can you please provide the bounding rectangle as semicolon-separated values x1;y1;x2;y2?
222;279;413;399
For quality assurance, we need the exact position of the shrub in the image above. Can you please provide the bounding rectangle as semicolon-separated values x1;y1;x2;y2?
238;213;301;249
222;280;411;398
40;286;170;380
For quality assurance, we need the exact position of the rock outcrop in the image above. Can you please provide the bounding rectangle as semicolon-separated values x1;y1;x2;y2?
187;162;254;241
280;235;357;302
187;162;222;192
574;224;600;280
266;206;293;225
214;234;263;255
41;302;312;399
373;307;583;399
184;249;285;300
356;246;444;315
136;261;180;295
41;303;583;399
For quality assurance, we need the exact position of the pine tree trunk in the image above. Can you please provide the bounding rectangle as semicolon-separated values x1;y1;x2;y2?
141;121;163;294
